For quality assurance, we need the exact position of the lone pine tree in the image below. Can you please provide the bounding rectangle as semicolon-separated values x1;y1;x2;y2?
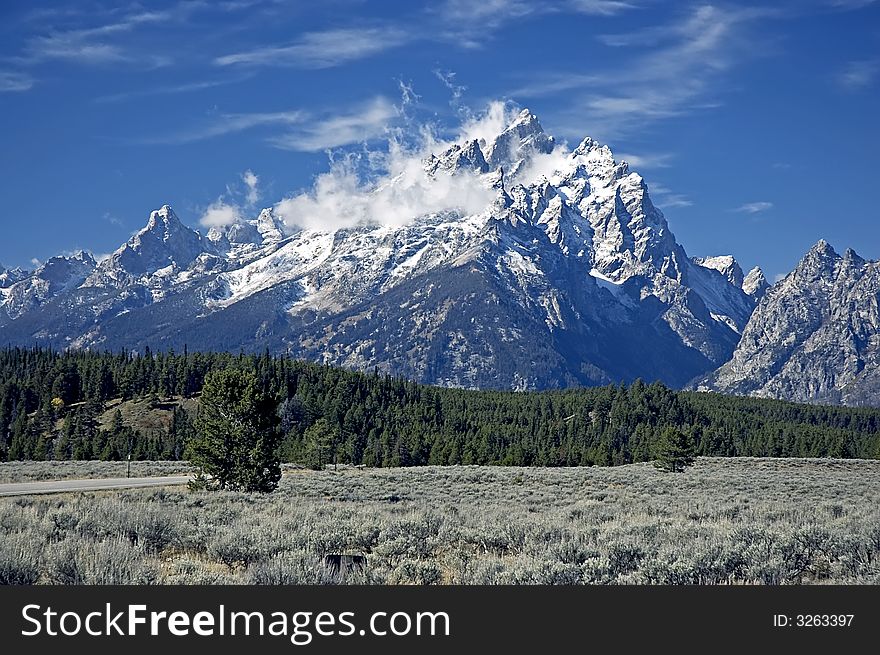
652;427;696;473
186;368;281;492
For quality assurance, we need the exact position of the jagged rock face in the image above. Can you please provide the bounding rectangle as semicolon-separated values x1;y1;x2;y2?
1;109;759;389
742;266;769;299
693;241;880;406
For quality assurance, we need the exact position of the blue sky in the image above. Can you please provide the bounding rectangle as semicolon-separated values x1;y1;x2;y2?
0;0;878;281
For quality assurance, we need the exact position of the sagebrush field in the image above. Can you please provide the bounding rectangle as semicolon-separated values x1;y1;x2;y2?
1;458;879;585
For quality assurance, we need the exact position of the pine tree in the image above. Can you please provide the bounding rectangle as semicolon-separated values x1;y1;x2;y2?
652;427;696;473
186;369;281;492
302;418;335;470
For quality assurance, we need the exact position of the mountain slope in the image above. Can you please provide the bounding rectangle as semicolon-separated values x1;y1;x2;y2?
693;241;880;405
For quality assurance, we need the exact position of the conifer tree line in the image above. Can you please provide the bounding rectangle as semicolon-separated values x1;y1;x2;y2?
0;347;878;466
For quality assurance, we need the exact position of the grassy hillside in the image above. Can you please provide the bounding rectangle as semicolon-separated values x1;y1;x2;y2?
95;396;199;433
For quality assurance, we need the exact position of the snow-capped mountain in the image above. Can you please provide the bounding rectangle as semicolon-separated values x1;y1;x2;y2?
86;205;213;289
694;241;880;406
0;252;96;323
0;264;28;289
1;109;766;389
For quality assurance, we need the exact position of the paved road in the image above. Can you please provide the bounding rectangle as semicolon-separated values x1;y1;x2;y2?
0;475;192;497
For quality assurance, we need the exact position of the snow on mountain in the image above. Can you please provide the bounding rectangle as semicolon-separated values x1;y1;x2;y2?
694;241;880;405
0;108;766;389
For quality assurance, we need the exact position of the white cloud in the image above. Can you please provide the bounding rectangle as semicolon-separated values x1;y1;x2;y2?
655;195;693;209
275;150;495;232
270;97;397;152
773;272;786;283
617;152;674;169
735;201;773;214
199;201;240;228
648;182;693;208
838;60;879;89
272;102;529;232
457;100;518;144
215;27;412;68
242;170;260;206
0;71;33;92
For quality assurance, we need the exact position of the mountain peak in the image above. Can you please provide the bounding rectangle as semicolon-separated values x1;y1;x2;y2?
742;266;769;299
256;207;285;243
810;239;836;256
842;247;864;265
693;255;744;288
508;108;541;130
146;204;181;230
484;107;555;170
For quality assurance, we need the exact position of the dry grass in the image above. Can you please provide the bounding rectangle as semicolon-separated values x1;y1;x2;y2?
1;457;879;585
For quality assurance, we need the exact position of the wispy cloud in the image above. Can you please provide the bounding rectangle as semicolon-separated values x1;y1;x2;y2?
735;201;773;214
102;212;123;227
434;0;540;26
433;0;635;46
567;0;638;15
827;0;878;9
242;169;260;206
435;0;634;26
215;27;412;69
270;97;398;151
506;73;601;99
94;76;250;104
139;110;307;145
649;183;694;209
16;8;184;67
512;5;776;140
617;152;675;169
0;71;34;92
838;59;879;89
434;69;469;112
